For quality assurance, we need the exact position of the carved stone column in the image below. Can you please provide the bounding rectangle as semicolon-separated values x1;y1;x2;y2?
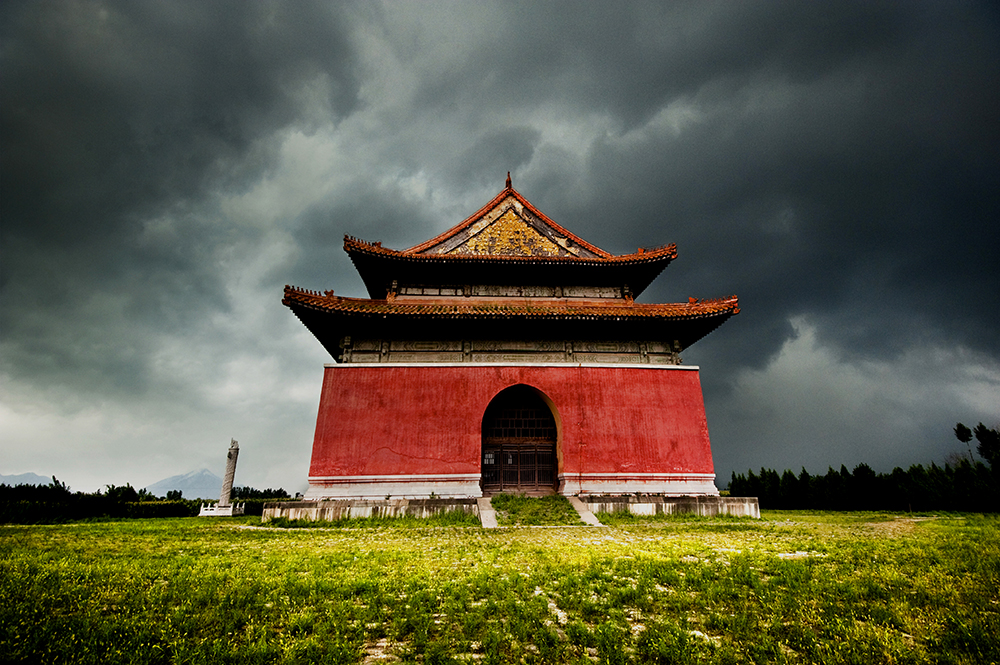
219;439;239;507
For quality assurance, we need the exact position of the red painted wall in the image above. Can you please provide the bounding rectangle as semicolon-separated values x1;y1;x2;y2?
309;365;715;478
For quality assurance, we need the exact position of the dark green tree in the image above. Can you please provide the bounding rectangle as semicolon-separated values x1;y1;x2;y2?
779;469;798;508
973;423;1000;467
104;484;139;503
850;463;878;509
797;468;813;508
49;476;71;496
955;422;975;462
231;486;290;500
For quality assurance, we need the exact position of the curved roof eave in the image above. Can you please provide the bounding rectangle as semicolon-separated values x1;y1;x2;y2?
283;286;739;321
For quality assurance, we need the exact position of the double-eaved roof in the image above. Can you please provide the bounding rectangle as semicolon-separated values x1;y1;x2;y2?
284;175;738;360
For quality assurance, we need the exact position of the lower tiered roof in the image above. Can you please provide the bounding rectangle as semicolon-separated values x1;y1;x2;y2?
283;285;739;360
284;287;738;320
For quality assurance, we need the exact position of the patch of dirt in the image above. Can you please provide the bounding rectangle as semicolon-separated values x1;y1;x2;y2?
868;516;938;537
362;638;400;663
777;551;826;559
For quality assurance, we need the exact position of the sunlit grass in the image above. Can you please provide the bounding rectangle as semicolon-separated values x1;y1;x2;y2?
2;512;998;663
596;510;759;527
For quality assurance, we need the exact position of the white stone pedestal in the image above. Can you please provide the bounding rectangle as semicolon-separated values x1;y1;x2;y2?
199;502;245;517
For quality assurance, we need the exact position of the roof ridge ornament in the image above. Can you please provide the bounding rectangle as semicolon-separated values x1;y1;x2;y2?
506;171;512;190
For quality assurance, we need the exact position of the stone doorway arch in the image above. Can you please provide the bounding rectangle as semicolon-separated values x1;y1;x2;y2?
480;385;558;495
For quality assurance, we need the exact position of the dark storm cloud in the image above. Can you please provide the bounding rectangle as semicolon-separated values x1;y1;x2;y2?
449;127;541;190
1;0;361;396
289;184;443;294
403;1;907;130
2;1;359;238
580;58;1000;369
502;0;1000;372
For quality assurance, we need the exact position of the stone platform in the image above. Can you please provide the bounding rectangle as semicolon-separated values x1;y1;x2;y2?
582;494;759;518
261;498;479;523
262;494;759;526
199;502;245;517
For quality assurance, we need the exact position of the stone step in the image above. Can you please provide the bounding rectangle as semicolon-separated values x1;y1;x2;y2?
567;495;605;526
477;497;498;528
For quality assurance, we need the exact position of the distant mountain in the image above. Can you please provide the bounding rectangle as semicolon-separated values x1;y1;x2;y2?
145;469;223;500
0;472;54;486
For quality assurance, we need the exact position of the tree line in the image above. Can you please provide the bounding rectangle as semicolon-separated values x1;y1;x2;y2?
0;478;293;523
728;461;997;512
729;422;999;512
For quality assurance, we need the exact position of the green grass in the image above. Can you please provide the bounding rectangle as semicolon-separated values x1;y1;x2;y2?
490;493;584;526
596;510;760;527
2;512;998;663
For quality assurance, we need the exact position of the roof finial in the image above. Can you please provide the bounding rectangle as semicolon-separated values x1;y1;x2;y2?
506;171;512;189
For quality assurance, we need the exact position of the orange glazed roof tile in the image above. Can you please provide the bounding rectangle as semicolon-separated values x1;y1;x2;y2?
283;286;739;321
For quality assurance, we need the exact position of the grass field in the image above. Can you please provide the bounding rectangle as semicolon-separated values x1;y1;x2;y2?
2;510;998;664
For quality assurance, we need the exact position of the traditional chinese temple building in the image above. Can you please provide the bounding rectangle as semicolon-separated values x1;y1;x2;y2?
283;175;739;500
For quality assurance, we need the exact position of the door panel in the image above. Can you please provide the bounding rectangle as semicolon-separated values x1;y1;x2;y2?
481;386;557;494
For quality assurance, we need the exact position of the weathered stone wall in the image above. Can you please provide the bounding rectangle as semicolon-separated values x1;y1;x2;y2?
261;498;479;522
582;495;760;519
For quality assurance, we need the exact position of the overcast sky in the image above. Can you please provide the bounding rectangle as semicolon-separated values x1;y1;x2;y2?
2;1;998;494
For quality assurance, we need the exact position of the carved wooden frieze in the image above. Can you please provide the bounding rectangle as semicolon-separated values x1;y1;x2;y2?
395;340;464;352
390;352;465;363
574;341;641;353
399;286;463;297
474;352;567;363
573;353;644;364
473;340;563;352
648;354;682;365
347;351;382;363
395;284;626;299
338;338;682;365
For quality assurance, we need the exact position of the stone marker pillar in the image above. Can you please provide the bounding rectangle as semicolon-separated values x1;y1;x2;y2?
219;438;239;507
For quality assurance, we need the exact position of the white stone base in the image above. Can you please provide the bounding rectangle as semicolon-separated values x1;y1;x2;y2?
262;498;479;522
305;474;483;500
199;503;245;517
582;495;760;519
558;473;719;496
302;473;721;500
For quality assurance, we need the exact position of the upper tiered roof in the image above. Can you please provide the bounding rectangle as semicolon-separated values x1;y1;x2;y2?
345;175;677;299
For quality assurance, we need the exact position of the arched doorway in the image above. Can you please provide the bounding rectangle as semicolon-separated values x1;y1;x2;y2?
480;385;557;495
